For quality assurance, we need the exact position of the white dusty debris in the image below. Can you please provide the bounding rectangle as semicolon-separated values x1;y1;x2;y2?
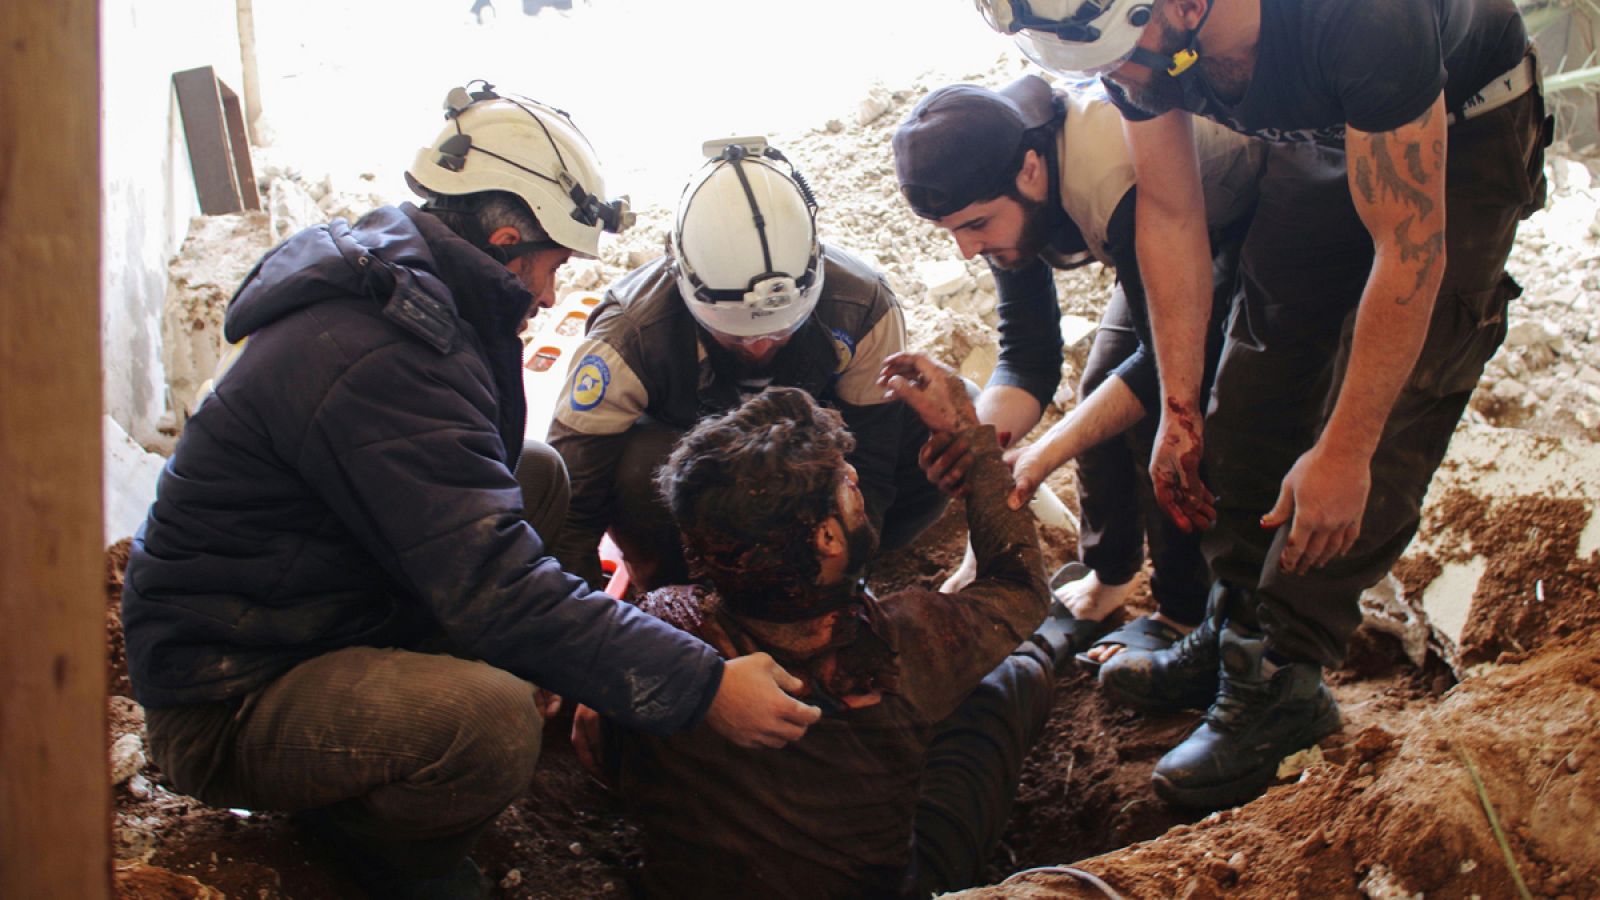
1487;151;1600;439
108;695;148;786
104;415;168;547
161;211;274;424
1380;422;1600;675
110;733;147;786
152;65;1600;628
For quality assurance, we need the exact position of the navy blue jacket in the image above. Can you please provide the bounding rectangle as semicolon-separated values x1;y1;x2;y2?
122;204;722;734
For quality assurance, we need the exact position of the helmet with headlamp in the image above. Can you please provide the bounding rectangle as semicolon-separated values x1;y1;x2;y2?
670;141;824;343
975;0;1204;78
406;81;634;259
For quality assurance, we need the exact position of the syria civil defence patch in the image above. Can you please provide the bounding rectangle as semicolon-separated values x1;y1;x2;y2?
830;328;856;374
570;354;611;411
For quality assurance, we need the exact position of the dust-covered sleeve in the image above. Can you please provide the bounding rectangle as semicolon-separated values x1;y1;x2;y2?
546;326;651;588
297;340;720;734
887;424;1050;723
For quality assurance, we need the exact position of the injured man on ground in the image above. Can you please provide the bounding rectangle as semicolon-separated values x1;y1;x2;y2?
572;352;1093;899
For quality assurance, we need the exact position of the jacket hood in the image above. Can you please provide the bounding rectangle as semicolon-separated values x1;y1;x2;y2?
223;204;533;350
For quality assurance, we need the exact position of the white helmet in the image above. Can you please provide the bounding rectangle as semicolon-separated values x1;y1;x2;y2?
407;82;632;259
974;0;1160;77
669;142;824;341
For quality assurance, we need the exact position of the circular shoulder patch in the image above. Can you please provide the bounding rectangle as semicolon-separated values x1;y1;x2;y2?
569;354;612;411
829;327;857;375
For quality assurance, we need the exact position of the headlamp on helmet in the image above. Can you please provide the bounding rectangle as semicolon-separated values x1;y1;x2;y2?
671;140;825;341
974;0;1155;77
407;81;634;258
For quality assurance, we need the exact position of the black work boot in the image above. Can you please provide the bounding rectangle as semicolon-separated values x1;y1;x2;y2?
1151;624;1342;809
1097;589;1224;714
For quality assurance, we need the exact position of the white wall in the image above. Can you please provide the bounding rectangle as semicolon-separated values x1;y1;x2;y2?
100;0;243;446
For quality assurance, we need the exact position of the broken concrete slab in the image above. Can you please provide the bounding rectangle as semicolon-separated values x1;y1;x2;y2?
1389;423;1600;672
103;415;168;548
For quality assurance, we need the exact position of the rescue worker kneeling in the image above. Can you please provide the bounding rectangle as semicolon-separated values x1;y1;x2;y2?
547;140;944;593
573;354;1091;898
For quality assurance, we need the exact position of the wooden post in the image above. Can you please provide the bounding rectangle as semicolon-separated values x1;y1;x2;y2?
0;0;112;896
237;0;265;146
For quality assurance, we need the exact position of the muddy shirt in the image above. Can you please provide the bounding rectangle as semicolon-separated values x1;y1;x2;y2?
547;245;909;585
1103;0;1527;142
607;425;1049;899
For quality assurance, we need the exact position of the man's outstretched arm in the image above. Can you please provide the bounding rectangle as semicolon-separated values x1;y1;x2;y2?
879;352;1050;721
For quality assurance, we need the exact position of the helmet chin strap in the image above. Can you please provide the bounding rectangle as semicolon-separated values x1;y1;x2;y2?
1128;0;1214;76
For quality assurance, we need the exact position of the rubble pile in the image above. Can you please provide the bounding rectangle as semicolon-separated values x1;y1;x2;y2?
1484;155;1600;437
119;59;1600;900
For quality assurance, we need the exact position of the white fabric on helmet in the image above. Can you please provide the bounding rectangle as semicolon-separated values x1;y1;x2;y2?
407;91;611;258
670;153;823;339
975;0;1155;77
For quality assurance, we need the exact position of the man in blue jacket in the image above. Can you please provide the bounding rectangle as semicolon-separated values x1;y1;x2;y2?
121;84;819;898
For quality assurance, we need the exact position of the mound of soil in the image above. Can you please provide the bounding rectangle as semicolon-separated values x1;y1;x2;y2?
109;494;1470;900
959;632;1600;900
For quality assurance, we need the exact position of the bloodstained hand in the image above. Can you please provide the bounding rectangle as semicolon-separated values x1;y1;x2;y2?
1150;398;1216;532
877;351;979;433
879;351;982;497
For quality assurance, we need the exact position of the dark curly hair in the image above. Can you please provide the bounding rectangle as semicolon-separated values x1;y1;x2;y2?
656;387;856;621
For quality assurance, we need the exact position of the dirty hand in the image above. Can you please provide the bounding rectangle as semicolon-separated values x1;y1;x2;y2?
1004;442;1052;511
1150;401;1215;532
705;653;821;749
917;430;974;497
571;704;605;780
877;352;978;434
1260;441;1369;575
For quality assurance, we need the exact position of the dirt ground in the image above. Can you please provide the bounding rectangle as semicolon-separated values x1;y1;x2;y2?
112;474;1600;899
105;53;1600;900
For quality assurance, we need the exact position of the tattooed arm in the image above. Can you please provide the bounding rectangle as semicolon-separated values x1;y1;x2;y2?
1262;94;1447;574
1124;112;1219;532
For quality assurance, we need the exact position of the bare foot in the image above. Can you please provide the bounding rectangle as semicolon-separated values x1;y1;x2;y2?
1055;570;1137;621
1082;611;1195;666
939;543;978;594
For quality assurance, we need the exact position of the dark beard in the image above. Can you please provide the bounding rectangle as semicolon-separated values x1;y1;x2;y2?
1114;19;1190;116
843;518;880;582
801;517;880;615
986;191;1054;272
701;326;775;380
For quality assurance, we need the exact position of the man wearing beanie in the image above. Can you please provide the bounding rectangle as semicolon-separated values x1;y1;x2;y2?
892;75;1260;675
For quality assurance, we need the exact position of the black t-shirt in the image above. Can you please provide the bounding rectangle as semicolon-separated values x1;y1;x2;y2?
1106;0;1527;141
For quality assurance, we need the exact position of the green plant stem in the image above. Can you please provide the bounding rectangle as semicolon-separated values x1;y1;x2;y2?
1457;746;1535;900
